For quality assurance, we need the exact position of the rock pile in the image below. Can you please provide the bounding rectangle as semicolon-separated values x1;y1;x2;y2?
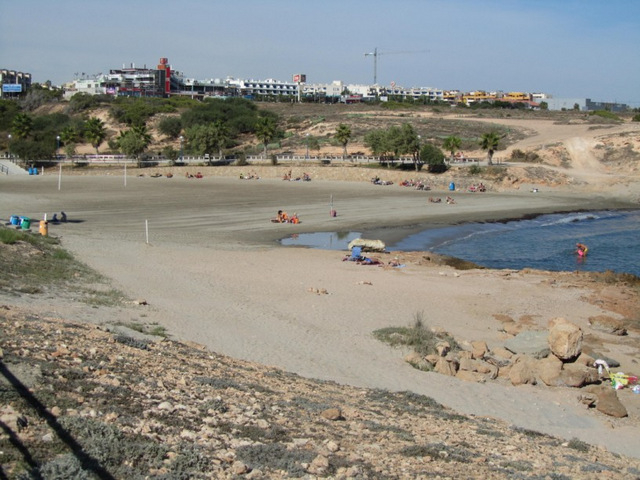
405;317;634;419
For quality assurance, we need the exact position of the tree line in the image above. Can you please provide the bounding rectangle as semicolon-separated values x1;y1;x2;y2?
2;93;502;169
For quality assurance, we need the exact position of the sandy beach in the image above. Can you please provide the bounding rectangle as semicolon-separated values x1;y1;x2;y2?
2;168;640;460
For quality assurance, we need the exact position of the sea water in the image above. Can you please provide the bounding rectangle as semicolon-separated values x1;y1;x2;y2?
389;210;640;276
281;210;640;277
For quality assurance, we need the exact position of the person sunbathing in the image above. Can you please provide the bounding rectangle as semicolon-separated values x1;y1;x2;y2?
271;210;289;223
388;257;401;267
357;256;382;265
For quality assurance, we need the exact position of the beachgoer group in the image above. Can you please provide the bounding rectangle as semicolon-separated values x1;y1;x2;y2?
240;171;260;180
468;183;486;192
272;210;300;224
282;170;311;181
371;176;393;186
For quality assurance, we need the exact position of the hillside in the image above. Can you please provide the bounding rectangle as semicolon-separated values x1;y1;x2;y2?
44;101;640;192
3;297;640;479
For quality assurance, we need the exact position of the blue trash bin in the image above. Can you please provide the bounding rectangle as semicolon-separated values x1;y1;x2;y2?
449;182;455;191
10;215;20;225
28;167;33;175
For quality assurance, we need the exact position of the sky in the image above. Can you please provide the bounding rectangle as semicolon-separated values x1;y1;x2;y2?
2;0;639;106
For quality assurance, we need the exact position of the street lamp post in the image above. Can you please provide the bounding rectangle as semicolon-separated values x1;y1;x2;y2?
56;135;61;160
179;135;184;163
7;134;11;161
305;133;309;160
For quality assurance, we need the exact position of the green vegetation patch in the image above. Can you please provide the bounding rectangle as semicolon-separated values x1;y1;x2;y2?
400;442;474;463
589;110;622;122
567;437;590;453
510;148;542;163
0;225;125;306
235;443;316;477
373;312;460;357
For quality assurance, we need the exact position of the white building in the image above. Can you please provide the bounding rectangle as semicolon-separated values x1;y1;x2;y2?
303;80;344;98
227;77;299;97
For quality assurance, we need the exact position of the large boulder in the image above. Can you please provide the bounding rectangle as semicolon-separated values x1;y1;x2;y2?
470;340;488;359
491;347;514;361
509;356;538;386
504;331;550;359
434;357;458;376
404;352;432;371
548;318;582;361
588;315;627;336
537;356;599;388
536;355;563;386
557;363;600;388
458;357;474;372
583;385;628;418
456;370;485;383
458;358;499;380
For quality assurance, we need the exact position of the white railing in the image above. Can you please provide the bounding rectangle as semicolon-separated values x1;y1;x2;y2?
14;153;481;166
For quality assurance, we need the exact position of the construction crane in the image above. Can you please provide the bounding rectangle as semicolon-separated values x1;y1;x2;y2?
364;47;429;85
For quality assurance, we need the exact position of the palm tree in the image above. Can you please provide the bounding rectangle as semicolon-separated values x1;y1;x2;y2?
60;125;79;146
11;113;33;139
442;135;462;163
60;125;80;160
84;117;107;155
130;124;152;146
335;123;352;160
117;125;152;166
255;116;277;159
480;132;500;165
